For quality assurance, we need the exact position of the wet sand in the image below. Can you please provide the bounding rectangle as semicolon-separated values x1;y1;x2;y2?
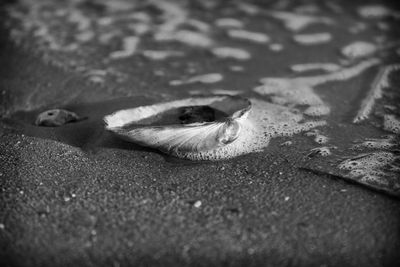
1;0;400;266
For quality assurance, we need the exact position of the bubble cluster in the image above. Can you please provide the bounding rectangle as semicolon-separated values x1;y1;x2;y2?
341;41;377;59
338;152;398;184
305;130;329;144
308;147;333;157
176;99;326;160
384;115;400;134
352;136;396;150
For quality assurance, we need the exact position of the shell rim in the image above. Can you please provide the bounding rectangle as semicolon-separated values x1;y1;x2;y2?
103;94;252;132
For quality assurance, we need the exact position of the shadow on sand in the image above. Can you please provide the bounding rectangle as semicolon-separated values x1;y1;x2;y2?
2;96;164;154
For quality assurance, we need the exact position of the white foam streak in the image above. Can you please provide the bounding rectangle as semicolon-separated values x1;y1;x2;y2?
341;41;377;59
293;33;332;45
212;47;251;60
269;11;333;31
227;30;270;43
255;59;380;117
109;36;140;59
290;63;341;73
353;64;399;123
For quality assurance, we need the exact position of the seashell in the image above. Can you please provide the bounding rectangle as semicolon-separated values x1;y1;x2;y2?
104;95;251;160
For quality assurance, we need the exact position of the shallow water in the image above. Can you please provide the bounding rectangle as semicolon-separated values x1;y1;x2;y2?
3;0;400;195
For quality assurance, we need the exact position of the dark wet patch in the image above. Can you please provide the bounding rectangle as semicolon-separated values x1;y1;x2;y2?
3;97;164;154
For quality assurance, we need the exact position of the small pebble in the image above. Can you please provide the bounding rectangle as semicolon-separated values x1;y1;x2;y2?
269;43;283;51
193;200;202;208
229;65;245;72
35;109;81;127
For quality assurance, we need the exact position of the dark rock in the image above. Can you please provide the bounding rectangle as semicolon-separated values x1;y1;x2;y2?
35;109;81;127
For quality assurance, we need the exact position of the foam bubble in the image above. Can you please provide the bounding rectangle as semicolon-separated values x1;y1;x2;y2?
188;89;242;96
269;11;333;32
229;66;245;72
210;89;242;96
305;130;329;144
341;41;377;59
308;147;333;157
339;152;394;170
155;30;213;47
352;136;396;150
170;73;223;86
227;29;270;43
215;18;244;28
357;5;398;19
338;152;398;184
280;141;293;146
293;33;332;45
269;43;283;52
290;63;340;73
211;47;251;60
384;115;400;134
142;50;184;60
